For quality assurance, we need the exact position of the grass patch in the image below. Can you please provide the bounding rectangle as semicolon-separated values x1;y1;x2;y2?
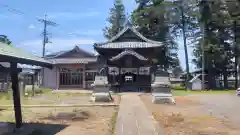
45;92;91;99
109;107;118;135
173;90;235;96
0;88;53;105
0;107;91;123
0;89;92;105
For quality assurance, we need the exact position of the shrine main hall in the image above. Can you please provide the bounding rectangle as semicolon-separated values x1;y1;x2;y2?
43;23;164;91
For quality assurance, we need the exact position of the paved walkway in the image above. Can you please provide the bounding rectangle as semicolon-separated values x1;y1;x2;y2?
115;93;163;135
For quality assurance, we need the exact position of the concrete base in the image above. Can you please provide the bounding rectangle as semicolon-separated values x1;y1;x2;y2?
90;92;113;102
152;93;175;104
0;123;9;135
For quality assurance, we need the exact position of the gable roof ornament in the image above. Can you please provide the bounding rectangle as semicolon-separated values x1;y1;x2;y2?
109;49;148;61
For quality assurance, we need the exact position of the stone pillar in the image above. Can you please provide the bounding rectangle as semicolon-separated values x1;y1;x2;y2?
82;64;86;89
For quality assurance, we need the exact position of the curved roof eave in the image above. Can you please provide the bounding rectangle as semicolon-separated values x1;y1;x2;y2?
94;26;164;48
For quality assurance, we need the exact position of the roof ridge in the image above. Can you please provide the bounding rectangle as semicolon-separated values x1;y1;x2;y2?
73;45;95;57
94;26;162;47
45;45;95;59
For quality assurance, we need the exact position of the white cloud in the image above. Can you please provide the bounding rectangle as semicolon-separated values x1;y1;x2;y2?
0;13;22;20
47;11;100;20
0;14;8;19
68;30;102;36
17;38;96;56
28;24;35;29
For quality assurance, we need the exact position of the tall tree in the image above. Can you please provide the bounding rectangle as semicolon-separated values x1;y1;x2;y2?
0;35;12;45
192;0;235;89
132;0;179;70
226;0;240;88
167;0;199;87
103;0;126;39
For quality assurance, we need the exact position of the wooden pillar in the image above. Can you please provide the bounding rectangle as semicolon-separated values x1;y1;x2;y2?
32;74;35;96
82;64;86;89
10;62;23;128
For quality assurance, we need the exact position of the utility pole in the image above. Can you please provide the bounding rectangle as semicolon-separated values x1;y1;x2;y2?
201;23;205;90
200;0;207;90
234;20;238;89
38;14;57;87
38;14;57;57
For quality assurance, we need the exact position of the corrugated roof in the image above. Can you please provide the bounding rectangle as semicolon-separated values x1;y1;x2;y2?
0;43;52;68
95;42;162;49
110;49;148;61
49;58;97;64
0;62;41;69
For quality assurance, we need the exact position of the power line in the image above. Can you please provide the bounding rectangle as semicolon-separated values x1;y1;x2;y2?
0;4;77;37
38;14;57;57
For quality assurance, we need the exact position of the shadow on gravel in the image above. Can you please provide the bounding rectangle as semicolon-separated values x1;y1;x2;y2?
1;122;68;135
40;109;90;122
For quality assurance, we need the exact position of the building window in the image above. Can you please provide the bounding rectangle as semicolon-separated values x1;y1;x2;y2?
85;72;96;81
59;68;83;86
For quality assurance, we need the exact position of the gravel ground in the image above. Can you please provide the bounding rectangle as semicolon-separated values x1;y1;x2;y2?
1;106;118;135
190;94;240;128
141;93;240;135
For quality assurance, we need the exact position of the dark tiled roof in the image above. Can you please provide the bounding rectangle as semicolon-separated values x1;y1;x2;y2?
45;46;95;58
94;26;163;49
0;42;52;68
49;58;97;64
0;62;41;69
44;51;68;58
109;49;148;61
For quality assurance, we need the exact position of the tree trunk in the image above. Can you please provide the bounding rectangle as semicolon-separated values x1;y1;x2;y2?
223;68;228;89
234;20;238;89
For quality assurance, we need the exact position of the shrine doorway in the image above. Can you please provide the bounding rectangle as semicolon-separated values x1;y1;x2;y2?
121;72;138;92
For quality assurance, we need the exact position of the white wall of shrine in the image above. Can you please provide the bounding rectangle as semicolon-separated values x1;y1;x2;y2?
43;67;58;89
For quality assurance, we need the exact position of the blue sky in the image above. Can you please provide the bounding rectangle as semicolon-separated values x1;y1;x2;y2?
0;0;194;71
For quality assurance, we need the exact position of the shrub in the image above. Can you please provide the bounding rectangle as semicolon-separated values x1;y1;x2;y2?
171;85;185;90
24;88;52;97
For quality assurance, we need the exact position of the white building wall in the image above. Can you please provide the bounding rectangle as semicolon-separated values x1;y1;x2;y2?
43;67;57;89
192;79;202;90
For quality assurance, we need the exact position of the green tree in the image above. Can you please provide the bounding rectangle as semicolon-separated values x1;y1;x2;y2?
103;0;126;39
226;0;240;88
132;0;179;70
192;0;236;89
166;0;199;87
0;35;12;45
